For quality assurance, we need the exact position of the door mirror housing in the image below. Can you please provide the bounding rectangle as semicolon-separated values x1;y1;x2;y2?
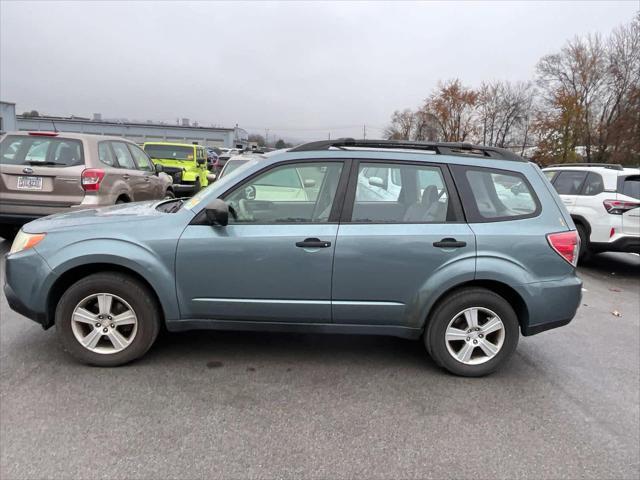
154;163;164;175
196;157;206;166
303;179;316;188
204;199;235;226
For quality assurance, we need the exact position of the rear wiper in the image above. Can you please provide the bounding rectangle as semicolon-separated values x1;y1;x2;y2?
25;160;67;166
167;199;184;213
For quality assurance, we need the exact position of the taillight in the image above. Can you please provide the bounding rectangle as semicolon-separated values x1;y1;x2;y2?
547;231;580;267
81;169;105;191
603;199;640;215
28;131;58;137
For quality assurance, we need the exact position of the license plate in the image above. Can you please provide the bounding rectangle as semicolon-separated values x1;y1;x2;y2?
17;176;43;190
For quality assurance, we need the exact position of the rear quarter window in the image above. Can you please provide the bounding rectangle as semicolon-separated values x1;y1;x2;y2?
451;165;540;222
621;176;640;199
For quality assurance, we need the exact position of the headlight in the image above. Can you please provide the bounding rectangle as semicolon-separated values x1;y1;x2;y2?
9;230;46;254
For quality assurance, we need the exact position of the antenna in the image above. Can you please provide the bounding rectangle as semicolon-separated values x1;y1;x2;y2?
51;120;58;132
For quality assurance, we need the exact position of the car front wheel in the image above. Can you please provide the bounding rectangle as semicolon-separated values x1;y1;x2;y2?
425;287;519;377
55;272;160;366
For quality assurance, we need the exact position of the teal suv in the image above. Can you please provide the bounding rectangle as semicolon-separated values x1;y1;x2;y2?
4;139;582;376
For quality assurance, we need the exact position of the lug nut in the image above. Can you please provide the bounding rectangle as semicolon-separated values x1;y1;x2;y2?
95;323;101;328
98;315;104;320
479;334;484;338
110;323;115;328
473;340;478;344
102;327;108;333
466;337;470;341
107;316;112;320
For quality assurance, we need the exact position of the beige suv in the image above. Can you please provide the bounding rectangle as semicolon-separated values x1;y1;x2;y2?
0;132;174;239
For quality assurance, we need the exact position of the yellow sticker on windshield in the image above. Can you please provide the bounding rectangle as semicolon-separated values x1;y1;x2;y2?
184;197;201;210
187;154;193;160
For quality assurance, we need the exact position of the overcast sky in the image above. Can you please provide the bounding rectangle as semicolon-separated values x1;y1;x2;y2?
1;1;637;141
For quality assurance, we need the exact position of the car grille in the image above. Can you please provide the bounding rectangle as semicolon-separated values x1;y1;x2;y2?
162;166;183;183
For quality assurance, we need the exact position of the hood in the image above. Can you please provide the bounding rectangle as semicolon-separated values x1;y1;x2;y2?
23;201;163;233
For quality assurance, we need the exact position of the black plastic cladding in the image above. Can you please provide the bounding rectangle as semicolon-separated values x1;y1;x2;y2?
289;138;526;162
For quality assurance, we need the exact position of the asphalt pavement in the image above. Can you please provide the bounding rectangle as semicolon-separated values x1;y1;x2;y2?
0;239;638;480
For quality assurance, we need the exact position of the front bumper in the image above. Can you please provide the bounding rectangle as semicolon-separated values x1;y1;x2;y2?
3;248;57;328
172;183;198;195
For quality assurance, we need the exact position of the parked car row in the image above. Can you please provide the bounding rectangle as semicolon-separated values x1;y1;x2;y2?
0;131;252;239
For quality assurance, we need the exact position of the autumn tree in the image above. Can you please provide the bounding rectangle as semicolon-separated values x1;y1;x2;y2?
422;79;478;142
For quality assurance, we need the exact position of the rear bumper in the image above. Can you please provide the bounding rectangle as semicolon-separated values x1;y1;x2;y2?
591;236;640;254
518;275;583;336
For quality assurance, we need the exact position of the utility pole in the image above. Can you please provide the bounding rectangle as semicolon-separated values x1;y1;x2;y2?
265;129;269;147
363;124;366;140
328;132;331;140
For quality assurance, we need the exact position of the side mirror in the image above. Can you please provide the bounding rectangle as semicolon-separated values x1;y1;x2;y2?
368;176;384;188
303;179;316;188
204;199;235;226
154;163;164;174
196;157;206;166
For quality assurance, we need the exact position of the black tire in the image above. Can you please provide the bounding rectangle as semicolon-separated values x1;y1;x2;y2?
425;287;519;377
55;272;161;367
576;223;592;263
116;198;128;205
193;178;202;195
0;224;19;241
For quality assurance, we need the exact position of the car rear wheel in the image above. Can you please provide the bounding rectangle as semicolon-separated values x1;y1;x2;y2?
425;287;519;377
55;272;160;366
163;189;175;200
576;223;592;262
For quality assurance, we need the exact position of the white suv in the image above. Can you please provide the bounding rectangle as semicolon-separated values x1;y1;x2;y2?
542;164;639;261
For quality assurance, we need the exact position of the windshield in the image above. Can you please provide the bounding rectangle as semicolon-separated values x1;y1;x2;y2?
220;159;249;177
144;144;194;161
0;135;84;167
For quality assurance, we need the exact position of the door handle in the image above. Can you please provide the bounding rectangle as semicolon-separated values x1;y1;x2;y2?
295;238;332;248
122;174;130;180
433;238;467;248
144;176;150;182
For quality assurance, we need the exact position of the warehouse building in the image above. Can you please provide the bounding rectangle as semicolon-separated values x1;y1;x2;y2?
15;114;249;148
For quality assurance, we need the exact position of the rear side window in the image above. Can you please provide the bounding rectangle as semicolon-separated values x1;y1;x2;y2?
582;172;604;195
0;135;83;167
452;166;540;222
553;171;587;195
621;176;640;199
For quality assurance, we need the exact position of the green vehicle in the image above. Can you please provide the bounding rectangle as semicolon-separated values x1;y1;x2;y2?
143;142;209;196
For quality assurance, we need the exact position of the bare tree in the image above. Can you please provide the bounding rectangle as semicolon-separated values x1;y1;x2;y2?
384;109;415;140
423;79;478;142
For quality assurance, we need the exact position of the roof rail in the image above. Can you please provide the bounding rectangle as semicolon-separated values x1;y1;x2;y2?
546;163;624;171
289;138;526;162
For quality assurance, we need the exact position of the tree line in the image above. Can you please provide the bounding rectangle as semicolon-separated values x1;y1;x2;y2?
385;13;639;166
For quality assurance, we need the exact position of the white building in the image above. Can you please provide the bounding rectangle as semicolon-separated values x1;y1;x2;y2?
15;114;248;148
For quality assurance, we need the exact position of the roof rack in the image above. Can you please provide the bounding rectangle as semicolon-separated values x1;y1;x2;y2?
289;138;526;162
546;163;624;171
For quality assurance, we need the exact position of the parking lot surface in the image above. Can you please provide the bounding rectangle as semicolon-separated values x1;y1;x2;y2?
0;240;638;480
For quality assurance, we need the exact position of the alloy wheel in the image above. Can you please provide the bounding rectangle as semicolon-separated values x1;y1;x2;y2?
444;307;505;365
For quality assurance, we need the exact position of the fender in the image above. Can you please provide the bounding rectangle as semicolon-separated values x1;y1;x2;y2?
39;237;180;321
570;214;591;234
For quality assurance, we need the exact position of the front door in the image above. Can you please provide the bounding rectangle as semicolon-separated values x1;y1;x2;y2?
331;160;476;326
175;160;346;322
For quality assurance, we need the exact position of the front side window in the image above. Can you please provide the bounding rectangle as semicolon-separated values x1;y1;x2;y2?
111;142;136;169
0;135;83;167
456;167;539;220
352;162;450;223
98;142;116;167
553;171;588;195
128;144;154;172
223;162;343;223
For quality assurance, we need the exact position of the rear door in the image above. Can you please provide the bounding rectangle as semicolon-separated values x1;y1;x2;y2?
110;141;145;201
551;170;588;212
619;175;640;236
332;160;475;326
0;134;85;211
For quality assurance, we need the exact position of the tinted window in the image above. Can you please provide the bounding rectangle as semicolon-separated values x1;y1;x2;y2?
0;135;83;167
220;159;249;177
457;167;538;220
128;144;154;172
98;142;116;167
553;171;588;195
582;172;604;196
544;170;558;182
352;162;449;223
622;176;640;199
111;142;136;169
224;162;343;223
